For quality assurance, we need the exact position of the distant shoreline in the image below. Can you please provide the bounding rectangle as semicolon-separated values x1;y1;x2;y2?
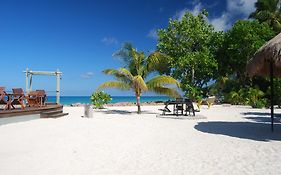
68;101;165;107
47;96;172;105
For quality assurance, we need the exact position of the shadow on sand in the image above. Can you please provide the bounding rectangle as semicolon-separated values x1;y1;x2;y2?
195;121;281;142
94;109;158;115
242;112;281;123
0;114;41;126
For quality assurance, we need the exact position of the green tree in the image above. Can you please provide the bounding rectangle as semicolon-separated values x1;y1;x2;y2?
217;20;274;81
157;10;223;97
250;0;281;33
98;43;180;114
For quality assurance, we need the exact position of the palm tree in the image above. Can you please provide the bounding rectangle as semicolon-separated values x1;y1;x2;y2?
98;43;181;114
250;0;281;33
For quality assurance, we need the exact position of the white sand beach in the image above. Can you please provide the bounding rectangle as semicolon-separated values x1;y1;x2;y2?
1;105;281;175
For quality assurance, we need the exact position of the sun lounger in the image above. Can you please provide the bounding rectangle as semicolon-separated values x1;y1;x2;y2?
0;87;8;109
26;91;40;107
11;88;26;109
36;90;47;106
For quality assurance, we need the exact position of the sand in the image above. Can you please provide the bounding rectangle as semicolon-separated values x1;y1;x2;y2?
0;105;281;175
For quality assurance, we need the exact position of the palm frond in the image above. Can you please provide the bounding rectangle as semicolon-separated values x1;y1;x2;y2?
150;86;181;98
146;52;171;73
97;81;131;91
118;68;134;81
146;75;180;89
113;42;134;61
103;68;119;75
133;75;148;91
103;68;132;83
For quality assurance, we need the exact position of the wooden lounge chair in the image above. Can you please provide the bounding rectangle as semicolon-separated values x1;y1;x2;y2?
11;88;26;109
26;91;40;107
36;90;47;106
0;87;8;109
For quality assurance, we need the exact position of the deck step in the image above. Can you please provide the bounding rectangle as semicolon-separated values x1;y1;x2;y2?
41;109;63;115
42;113;68;118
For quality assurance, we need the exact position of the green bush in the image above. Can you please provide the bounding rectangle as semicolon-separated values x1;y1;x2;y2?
226;87;267;108
254;99;267;109
91;91;112;109
245;87;266;108
185;84;203;101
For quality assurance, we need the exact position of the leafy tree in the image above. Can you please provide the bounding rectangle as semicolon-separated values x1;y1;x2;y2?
250;0;281;33
217;20;274;82
98;43;180;114
157;10;223;98
91;91;112;109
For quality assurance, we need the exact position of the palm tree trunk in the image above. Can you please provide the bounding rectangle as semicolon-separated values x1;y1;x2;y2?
136;95;141;114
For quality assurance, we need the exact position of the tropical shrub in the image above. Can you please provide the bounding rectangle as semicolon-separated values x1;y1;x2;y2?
245;87;265;108
91;91;112;109
226;87;267;108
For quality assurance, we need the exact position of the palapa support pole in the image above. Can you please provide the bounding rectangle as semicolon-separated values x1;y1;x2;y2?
270;60;274;132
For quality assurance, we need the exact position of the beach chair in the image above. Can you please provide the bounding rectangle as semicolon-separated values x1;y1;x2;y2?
11;88;26;109
206;96;215;109
36;90;47;106
26;91;40;107
0;87;8;109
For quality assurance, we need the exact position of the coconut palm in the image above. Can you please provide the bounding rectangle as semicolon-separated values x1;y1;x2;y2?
250;0;281;32
98;43;180;114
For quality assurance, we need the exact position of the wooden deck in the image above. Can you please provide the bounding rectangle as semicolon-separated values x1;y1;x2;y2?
0;104;68;118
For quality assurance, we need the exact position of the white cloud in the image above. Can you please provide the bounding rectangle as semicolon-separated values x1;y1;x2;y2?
174;3;203;20
227;0;256;17
147;29;158;40
101;37;118;45
172;0;256;31
210;0;256;31
209;13;232;31
81;72;94;79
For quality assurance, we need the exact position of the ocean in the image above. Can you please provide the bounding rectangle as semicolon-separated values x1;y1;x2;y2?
47;96;172;105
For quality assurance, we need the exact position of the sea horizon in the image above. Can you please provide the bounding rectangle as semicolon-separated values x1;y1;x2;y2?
47;96;173;105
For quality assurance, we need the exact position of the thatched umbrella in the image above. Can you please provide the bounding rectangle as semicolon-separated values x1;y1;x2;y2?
246;32;281;131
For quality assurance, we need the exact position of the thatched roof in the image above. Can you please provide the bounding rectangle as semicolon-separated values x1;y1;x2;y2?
246;32;281;77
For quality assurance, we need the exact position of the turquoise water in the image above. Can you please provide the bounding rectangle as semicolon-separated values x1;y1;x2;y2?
47;96;172;105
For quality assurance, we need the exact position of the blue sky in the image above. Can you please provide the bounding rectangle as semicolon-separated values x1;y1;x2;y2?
0;0;256;96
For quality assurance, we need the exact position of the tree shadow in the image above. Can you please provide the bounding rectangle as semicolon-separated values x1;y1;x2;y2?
156;114;206;120
95;109;158;115
242;112;281;123
194;121;281;142
95;109;133;115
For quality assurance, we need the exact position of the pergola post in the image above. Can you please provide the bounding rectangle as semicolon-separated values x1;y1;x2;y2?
25;68;29;93
29;74;33;92
56;69;61;104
